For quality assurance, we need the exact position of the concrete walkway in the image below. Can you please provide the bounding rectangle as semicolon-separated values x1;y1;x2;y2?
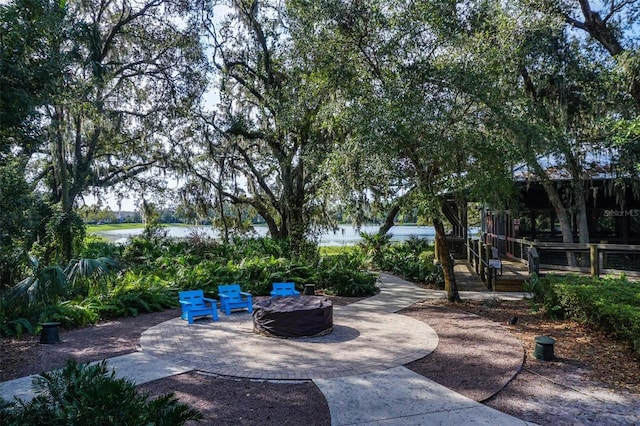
0;270;535;425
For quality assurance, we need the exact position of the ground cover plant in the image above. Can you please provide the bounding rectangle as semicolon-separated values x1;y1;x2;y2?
0;359;202;425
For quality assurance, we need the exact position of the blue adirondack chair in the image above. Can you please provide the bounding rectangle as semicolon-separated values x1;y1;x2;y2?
218;284;253;315
270;282;300;297
179;290;218;324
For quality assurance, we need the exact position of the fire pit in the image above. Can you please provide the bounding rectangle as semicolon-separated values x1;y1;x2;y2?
252;296;333;338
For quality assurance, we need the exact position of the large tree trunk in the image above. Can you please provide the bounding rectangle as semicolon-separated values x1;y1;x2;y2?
573;181;590;243
278;161;307;254
540;179;577;266
433;216;461;303
287;204;306;254
262;212;281;240
529;159;577;266
378;204;401;236
565;151;590;245
377;186;417;236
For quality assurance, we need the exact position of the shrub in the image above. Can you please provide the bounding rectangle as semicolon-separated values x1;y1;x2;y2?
65;257;123;297
232;257;315;295
322;269;378;296
105;273;178;316
358;232;392;266
362;237;442;286
541;275;640;352
121;228;173;266
174;260;235;291
316;253;378;296
172;255;316;296
77;235;122;259
0;360;202;425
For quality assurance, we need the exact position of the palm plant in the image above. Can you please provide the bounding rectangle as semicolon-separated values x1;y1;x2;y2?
5;255;69;309
65;257;122;296
358;232;393;266
6;255;123;309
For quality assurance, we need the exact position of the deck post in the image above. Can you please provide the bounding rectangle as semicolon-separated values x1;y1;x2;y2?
486;244;495;290
467;237;472;264
479;242;486;283
474;240;479;274
434;235;438;264
600;241;608;272
589;244;599;278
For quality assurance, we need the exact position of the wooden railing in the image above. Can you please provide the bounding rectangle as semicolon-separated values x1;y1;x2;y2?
478;233;640;279
456;237;496;289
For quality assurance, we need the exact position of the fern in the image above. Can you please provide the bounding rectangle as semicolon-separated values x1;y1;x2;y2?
0;360;202;425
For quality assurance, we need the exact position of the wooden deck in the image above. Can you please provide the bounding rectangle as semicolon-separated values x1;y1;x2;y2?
453;258;530;292
493;258;529;291
453;261;488;292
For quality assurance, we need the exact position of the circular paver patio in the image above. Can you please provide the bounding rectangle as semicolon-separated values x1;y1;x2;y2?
140;305;438;380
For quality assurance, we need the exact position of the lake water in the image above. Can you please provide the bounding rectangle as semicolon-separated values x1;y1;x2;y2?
95;224;441;246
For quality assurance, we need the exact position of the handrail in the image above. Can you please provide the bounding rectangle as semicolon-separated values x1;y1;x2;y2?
464;240;489;267
484;232;640;251
481;232;640;278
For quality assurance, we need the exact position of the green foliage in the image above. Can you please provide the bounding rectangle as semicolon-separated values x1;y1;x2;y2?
174;260;229;291
100;271;178;318
0;0;67;143
523;273;553;314
316;253;378;296
233;257;315;295
0;157;33;280
0;360;202;425
6;257;69;309
0;317;34;338
65;257;122;297
1;255;123;335
361;236;443;288
77;235;123;259
172;255;315;296
541;275;640;352
1;264;177;336
121;232;173;266
195;236;317;265
358;232;393;266
320;245;360;256
27;206;87;266
1;236;376;333
166;237;374;297
38;300;100;327
320;269;378;297
170;238;374;297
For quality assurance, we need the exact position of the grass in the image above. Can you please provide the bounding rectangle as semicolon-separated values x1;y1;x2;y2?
86;223;146;233
319;245;360;256
85;223;198;233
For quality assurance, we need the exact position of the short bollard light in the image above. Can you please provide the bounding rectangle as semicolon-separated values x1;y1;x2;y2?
533;336;556;361
40;322;61;344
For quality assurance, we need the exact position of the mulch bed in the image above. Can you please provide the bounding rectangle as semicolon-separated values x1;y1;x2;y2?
402;303;524;402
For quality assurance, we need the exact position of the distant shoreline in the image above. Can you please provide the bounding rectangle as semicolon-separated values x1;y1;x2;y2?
88;223;444;246
85;222;430;234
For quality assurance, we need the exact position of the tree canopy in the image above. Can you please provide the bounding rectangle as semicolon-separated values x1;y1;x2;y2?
1;0;639;288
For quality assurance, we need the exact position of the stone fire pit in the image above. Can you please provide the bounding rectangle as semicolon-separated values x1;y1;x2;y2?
252;296;333;338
